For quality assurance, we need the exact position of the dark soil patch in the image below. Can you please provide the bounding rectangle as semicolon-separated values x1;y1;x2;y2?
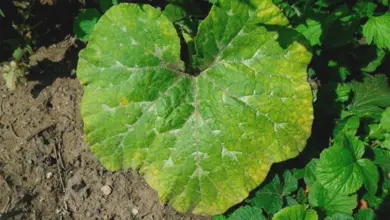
0;54;209;220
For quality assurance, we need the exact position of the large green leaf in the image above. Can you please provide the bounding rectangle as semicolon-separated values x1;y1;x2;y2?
325;213;354;220
380;107;390;132
308;182;357;216
99;0;125;12
347;74;390;121
273;204;318;220
228;206;267;220
77;1;313;214
73;9;102;42
246;175;283;214
366;108;390;150
295;16;324;46
163;4;187;22
363;12;390;50
283;170;298;195
360;48;386;73
304;158;357;215
333;115;359;138
247;171;298;214
316;135;379;195
354;208;375;220
373;148;390;170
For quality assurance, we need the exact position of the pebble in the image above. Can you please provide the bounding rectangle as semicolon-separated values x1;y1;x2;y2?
46;172;53;179
131;208;139;215
101;185;112;196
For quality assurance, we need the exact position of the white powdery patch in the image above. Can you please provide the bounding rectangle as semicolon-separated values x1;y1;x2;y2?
147;104;157;113
152;128;159;135
284;51;292;59
101;104;117;116
192;151;206;161
241;48;266;66
164;156;174;167
212;130;221;135
130;37;139;45
137;17;147;23
120;25;127;32
221;145;242;161
113;60;127;69
280;97;288;103
226;9;234;17
274;122;287;132
239;95;255;104
152;44;169;58
125;124;135;132
238;29;248;37
190;166;210;178
169;129;181;135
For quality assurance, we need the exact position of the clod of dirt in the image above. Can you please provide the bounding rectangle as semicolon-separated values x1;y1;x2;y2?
101;185;112;196
29;36;76;66
43;155;57;166
71;179;86;192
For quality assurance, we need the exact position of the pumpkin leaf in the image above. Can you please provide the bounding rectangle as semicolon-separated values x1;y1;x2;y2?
77;1;313;214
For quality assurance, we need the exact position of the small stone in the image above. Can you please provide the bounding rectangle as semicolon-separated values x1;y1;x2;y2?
131;208;139;215
101;185;112;196
46;172;53;179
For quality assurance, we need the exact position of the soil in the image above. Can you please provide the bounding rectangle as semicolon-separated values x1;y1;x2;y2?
0;53;210;220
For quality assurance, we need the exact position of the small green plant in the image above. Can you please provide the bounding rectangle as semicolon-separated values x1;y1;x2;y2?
0;60;28;90
77;0;313;215
73;0;125;42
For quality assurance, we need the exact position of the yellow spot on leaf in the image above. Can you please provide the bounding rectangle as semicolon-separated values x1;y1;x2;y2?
120;96;129;105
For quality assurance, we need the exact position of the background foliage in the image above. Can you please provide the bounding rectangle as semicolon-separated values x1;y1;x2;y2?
209;0;390;219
